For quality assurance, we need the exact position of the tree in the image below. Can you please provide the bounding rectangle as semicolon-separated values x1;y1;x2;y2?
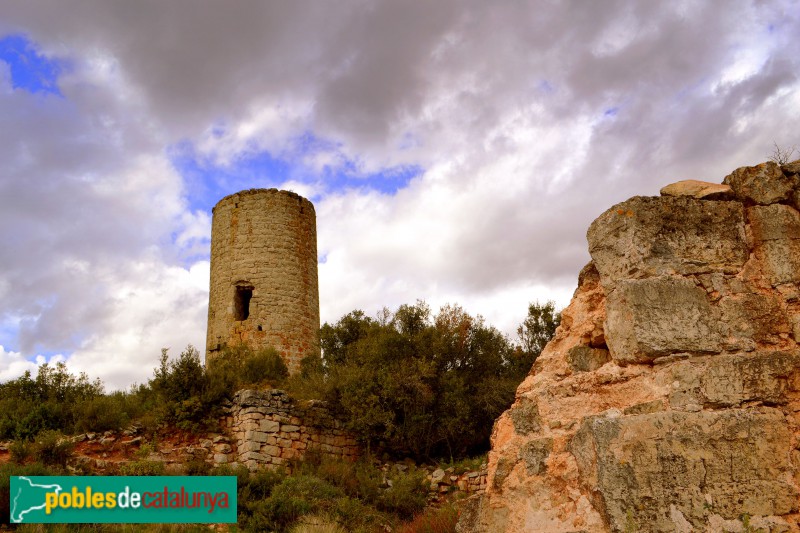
306;301;520;461
515;300;561;372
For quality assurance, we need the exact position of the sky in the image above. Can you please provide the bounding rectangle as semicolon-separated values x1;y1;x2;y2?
0;1;798;389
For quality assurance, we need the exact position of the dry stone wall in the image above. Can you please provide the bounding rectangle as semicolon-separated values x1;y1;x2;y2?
459;161;800;533
224;389;359;471
206;189;319;373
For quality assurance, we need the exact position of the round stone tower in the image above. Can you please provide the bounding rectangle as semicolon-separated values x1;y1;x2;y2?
205;189;320;374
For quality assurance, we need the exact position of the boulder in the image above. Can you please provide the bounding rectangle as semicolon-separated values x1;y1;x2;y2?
461;162;800;532
659;179;733;199
722;161;796;205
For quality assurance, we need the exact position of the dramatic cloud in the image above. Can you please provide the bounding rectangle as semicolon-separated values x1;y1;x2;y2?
0;1;798;388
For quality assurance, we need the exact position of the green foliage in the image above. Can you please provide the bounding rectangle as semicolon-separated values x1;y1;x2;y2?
149;344;288;432
32;429;74;468
298;301;546;461
9;439;32;463
234;457;432;533
397;503;460;533
378;469;428;520
73;392;132;433
118;459;167;476
0;361;105;440
514;300;561;372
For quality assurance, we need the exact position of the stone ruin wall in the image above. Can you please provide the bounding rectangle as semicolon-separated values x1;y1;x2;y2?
459;161;800;533
222;389;360;471
206;189;320;373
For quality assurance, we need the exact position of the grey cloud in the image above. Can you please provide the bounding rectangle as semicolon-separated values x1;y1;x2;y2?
0;0;797;362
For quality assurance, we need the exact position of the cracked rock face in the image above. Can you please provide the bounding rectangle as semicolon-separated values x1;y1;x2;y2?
458;162;800;533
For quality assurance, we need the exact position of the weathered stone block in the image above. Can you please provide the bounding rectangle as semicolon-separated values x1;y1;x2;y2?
718;291;790;347
239;451;267;463
570;409;799;532
508;397;541;436
749;204;800;286
260;419;280;433
663;351;800;410
660;180;733;200
566;345;610;372
261;445;280;457
605;276;722;362
239;441;261;453
213;453;229;464
518;438;552;476
244;430;268;443
723;161;795;205
588;197;747;287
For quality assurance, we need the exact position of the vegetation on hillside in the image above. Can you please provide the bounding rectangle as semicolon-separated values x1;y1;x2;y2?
0;300;558;455
0;344;288;441
0;299;559;531
1;453;442;532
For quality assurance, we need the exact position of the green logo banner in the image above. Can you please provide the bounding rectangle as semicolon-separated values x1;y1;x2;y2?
10;476;237;523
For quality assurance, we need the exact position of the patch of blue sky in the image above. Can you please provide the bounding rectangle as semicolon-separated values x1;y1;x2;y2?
537;80;555;94
169;140;292;214
170;131;423;215
0;33;66;96
603;107;619;117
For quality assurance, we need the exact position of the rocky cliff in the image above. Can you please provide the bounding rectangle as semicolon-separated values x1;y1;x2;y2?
459;161;800;532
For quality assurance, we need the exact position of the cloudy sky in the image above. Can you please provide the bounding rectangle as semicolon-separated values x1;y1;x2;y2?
0;1;798;389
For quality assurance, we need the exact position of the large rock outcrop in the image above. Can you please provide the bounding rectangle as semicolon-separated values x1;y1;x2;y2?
459;162;800;532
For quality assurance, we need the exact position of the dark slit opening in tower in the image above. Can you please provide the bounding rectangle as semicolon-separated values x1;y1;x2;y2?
234;286;253;321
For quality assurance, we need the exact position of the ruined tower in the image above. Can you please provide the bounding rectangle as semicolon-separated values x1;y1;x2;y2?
205;189;320;374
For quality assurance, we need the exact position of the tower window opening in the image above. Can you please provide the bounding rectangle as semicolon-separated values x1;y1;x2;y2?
234;285;253;321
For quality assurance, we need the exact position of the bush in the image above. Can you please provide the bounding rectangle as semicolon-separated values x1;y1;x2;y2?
397;503;460;533
379;469;428;520
9;439;31;464
184;459;211;476
148;343;288;432
290;515;347;533
306;301;543;461
32;430;74;468
118;460;166;476
241;347;289;386
73;393;132;433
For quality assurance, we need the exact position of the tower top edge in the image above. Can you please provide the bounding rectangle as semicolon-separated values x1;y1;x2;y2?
213;188;315;211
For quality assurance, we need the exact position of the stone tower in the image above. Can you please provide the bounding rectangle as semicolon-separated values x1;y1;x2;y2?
205;188;320;374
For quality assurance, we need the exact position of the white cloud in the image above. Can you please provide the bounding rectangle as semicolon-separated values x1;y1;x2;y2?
66;260;209;390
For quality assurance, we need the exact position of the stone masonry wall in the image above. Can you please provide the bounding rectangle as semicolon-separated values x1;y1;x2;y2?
206;189;320;374
460;161;800;533
224;389;359;471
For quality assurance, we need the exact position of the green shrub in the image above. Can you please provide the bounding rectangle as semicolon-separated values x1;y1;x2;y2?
311;301;552;461
73;393;131;433
290;515;348;533
184;459;211;476
243;347;289;386
244;475;343;533
379;469;428;520
32;430;74;468
119;459;166;476
333;496;389;532
397;503;459;533
9;439;31;464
